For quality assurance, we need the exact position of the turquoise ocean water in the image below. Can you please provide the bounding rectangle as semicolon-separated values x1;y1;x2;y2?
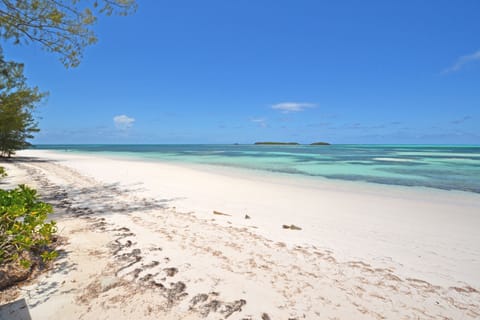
32;144;480;194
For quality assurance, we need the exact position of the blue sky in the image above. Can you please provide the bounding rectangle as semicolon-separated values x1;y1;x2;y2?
4;0;480;144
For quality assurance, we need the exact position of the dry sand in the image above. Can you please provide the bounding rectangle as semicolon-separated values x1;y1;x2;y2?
1;149;479;319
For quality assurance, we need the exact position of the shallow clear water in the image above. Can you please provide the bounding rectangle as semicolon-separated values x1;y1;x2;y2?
32;144;480;194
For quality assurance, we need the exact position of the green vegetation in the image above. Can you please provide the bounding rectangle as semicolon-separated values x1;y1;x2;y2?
254;142;300;145
310;142;331;145
0;0;137;67
0;166;6;178
0;50;45;157
0;184;57;268
0;168;57;290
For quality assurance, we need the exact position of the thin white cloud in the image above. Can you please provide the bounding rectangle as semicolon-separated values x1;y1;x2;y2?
113;114;135;130
450;115;472;125
271;102;315;113
250;118;267;127
444;50;480;73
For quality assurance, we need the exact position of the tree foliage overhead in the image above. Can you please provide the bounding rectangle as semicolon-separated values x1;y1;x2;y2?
0;50;45;157
0;0;137;67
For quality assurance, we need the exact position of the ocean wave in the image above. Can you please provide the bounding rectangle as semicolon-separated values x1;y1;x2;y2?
373;157;418;162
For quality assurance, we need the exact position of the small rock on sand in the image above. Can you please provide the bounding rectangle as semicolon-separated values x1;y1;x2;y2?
282;224;302;230
261;313;271;320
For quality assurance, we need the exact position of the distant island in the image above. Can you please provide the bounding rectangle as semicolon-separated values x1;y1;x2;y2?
254;141;331;145
254;142;300;145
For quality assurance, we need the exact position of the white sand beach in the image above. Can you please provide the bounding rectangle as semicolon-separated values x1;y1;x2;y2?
1;149;479;319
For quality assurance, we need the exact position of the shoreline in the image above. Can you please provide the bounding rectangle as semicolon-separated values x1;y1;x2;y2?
30;144;480;195
35;148;480;202
1;149;479;319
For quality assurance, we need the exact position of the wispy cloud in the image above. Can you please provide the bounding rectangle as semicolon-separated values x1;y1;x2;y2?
113;114;135;130
342;122;388;131
271;102;315;113
250;118;267;127
443;50;480;73
450;115;472;125
306;122;331;128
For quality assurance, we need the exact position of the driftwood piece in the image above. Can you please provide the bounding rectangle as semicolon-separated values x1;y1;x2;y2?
213;210;231;216
282;224;302;230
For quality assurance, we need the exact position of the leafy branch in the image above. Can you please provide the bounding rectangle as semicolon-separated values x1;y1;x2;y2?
0;0;137;67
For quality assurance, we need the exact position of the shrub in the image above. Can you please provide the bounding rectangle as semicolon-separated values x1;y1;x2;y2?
0;184;57;268
0;166;6;178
